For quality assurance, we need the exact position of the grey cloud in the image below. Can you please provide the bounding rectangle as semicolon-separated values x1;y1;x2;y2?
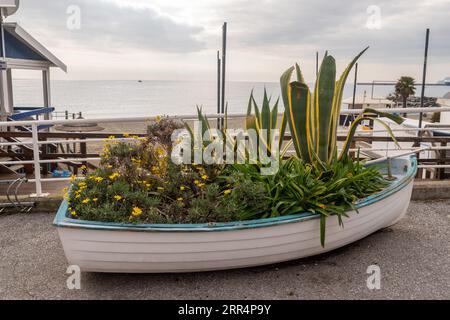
14;0;205;53
207;0;450;63
8;0;450;81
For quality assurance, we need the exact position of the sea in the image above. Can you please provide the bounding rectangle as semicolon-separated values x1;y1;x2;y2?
11;80;450;119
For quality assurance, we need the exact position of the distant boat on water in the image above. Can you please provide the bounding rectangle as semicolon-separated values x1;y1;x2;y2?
437;77;450;85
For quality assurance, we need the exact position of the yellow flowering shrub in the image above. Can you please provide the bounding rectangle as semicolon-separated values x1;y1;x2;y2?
66;118;270;224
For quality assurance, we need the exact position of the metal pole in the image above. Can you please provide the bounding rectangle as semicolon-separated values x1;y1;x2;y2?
31;124;46;197
0;13;5;59
0;13;8;119
221;22;227;128
418;28;430;131
352;63;358;110
217;50;221;130
371;81;375;100
43;69;51;120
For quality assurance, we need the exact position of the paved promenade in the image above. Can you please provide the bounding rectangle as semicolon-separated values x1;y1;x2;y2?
0;200;449;300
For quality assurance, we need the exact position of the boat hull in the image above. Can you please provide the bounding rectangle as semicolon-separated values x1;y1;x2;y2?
54;156;416;273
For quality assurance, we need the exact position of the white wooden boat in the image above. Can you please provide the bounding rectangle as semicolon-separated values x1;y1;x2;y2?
54;155;417;273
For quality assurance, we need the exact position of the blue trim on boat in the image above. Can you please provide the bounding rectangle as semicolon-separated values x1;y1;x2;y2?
53;155;417;233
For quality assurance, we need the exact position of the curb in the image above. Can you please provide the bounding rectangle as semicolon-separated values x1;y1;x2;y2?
411;180;450;201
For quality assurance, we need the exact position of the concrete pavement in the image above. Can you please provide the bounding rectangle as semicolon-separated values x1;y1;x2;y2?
0;200;449;300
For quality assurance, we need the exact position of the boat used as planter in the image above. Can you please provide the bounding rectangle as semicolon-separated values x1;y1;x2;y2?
54;155;417;273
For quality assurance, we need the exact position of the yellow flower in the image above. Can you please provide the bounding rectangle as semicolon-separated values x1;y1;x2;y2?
155;147;165;157
123;133;130;138
198;183;205;188
70;210;77;216
95;177;104;182
201;175;209;180
194;180;200;185
224;189;232;195
108;135;116;140
80;165;87;171
131;207;143;217
114;195;123;201
69;175;77;183
63;192;69;199
106;164;113;169
93;198;98;202
82;198;90;204
177;197;184;202
155;115;162;123
109;172;120;180
180;186;186;191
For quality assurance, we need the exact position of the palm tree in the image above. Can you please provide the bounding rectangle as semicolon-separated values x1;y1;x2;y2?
395;76;416;117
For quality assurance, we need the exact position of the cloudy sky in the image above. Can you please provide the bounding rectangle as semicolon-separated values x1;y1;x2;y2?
9;0;450;82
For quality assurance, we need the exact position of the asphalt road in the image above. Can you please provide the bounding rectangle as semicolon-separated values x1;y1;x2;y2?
0;200;449;300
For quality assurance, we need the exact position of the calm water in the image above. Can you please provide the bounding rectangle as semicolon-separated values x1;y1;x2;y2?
11;80;450;119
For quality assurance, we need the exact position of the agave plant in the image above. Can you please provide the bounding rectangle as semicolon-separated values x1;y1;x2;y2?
245;89;281;156
281;48;404;166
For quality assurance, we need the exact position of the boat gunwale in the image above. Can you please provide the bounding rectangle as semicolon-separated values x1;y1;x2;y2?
53;155;417;233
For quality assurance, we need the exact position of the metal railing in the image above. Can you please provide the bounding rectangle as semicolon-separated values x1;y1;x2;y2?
1;106;450;197
52;110;83;120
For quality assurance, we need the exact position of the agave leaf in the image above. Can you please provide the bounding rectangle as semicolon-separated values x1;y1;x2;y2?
338;115;367;160
328;47;369;161
295;63;306;84
183;120;194;145
316;55;337;162
271;98;279;130
371;118;401;149
270;98;280;154
279;66;295;149
246;114;258;132
261;89;271;132
279;112;288;151
280;66;295;110
251;95;261;124
196;106;216;151
280;140;293;158
288;81;312;163
246;90;254;116
363;108;405;125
